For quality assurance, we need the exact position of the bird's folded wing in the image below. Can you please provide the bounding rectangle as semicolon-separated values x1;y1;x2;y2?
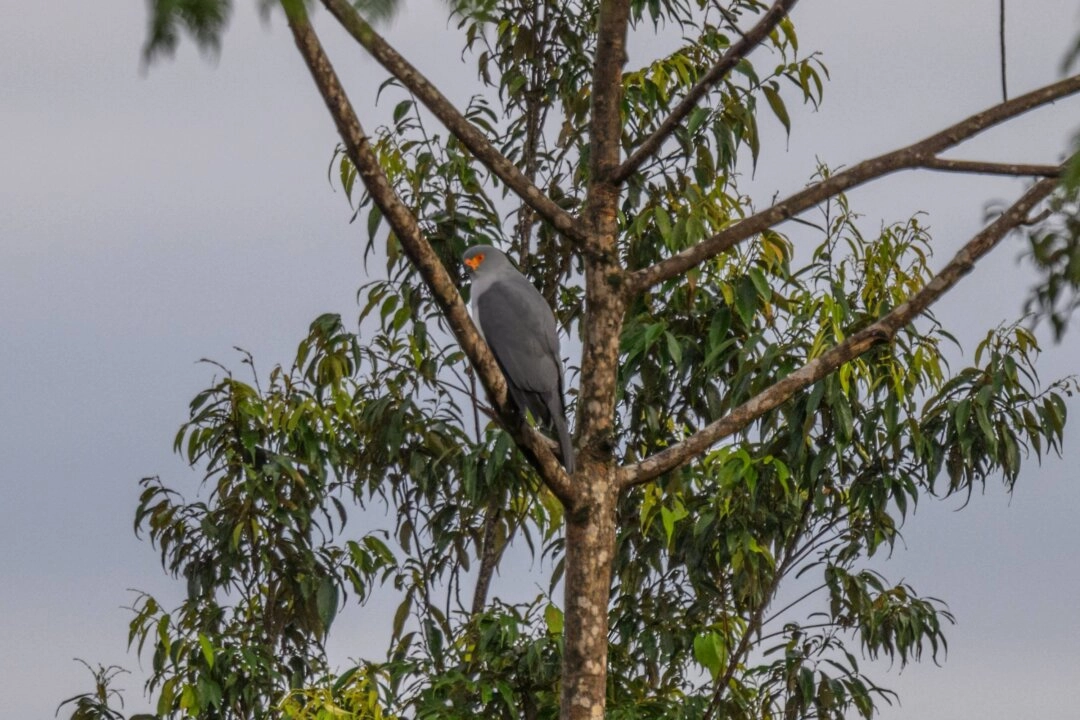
475;278;561;394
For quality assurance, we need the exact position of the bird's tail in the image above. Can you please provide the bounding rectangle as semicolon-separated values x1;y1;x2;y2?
552;412;575;474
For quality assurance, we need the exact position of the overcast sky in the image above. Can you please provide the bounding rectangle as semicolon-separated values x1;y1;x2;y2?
2;1;1079;718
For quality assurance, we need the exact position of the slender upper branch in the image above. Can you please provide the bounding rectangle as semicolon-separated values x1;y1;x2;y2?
618;176;1060;488
283;3;576;506
319;0;586;245
612;0;801;184
921;157;1061;177
628;73;1080;292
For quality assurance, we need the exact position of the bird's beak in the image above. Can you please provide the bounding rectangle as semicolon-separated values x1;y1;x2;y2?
464;254;484;271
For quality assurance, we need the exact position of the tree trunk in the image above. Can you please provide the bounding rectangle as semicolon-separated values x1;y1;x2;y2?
559;0;630;714
559;463;617;720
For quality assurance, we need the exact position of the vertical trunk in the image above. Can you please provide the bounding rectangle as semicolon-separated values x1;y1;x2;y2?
560;234;625;719
560;0;630;715
560;464;618;720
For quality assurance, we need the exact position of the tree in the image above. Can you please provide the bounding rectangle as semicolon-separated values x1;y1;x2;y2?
68;1;1080;719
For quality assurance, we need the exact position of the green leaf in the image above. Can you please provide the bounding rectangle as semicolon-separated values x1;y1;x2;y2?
544;603;564;635
392;595;412;640
693;632;725;678
366;204;383;243
654;206;673;242
664;331;683;366
393;99;414;124
686;106;710;136
197;632;214;669
317;577;340;633
661;505;676;544
762;84;791;135
496;681;520;719
734;276;759;326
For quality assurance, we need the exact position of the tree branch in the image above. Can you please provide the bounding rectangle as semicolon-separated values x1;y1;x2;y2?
627;73;1080;292
471;508;501;615
921;157;1060;177
283;3;576;506
319;0;586;245
612;0;801;184
618;176;1059;488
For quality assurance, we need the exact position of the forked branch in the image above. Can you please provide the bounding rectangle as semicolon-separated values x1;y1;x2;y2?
319;0;585;245
628;73;1080;292
612;0;801;184
618;176;1060;488
283;3;576;506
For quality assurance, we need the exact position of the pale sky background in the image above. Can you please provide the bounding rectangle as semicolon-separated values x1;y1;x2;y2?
2;1;1080;718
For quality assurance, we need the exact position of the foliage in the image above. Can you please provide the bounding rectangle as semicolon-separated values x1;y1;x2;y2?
1027;33;1080;337
57;662;155;720
1025;184;1080;339
69;0;1080;719
143;0;232;62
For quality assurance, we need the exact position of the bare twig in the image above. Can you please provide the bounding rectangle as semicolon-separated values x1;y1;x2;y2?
612;0;801;184
283;3;576;506
319;0;586;245
921;157;1060;177
761;582;829;628
618;177;1059;488
999;0;1008;102
628;73;1080;292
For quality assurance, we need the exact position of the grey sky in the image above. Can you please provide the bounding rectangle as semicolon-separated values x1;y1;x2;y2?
1;1;1079;718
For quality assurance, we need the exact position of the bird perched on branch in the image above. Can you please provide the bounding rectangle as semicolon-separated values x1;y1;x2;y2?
463;245;574;473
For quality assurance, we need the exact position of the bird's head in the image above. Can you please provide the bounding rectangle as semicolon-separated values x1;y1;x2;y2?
462;245;508;277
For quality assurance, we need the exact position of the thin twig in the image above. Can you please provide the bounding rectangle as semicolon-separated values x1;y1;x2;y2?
761;582;828;628
471;508;501;615
921;157;1059;177
1000;0;1008;102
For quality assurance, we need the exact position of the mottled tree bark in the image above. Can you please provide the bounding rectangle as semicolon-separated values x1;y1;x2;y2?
559;469;617;720
471;508;501;616
558;0;632;716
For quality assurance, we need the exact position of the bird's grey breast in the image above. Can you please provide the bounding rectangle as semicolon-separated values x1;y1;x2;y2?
469;273;493;342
